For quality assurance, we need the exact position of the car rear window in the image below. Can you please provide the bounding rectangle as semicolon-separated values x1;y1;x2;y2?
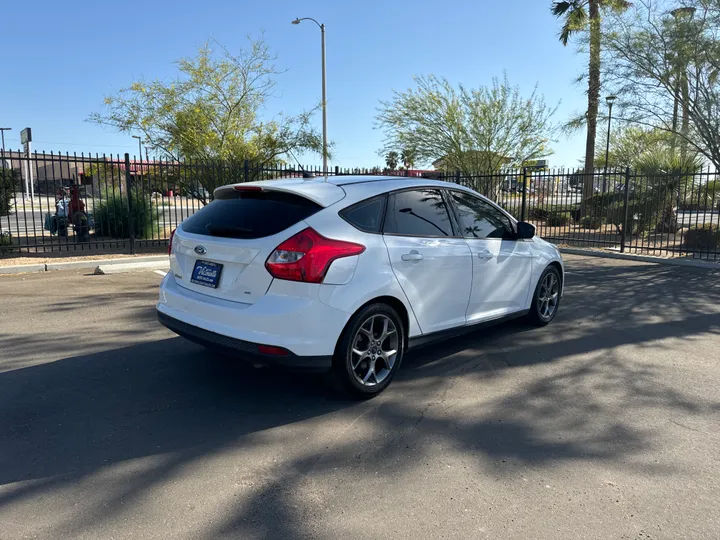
181;190;322;239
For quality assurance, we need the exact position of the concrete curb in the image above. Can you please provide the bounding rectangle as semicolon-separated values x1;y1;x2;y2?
0;264;47;275
46;255;167;272
560;247;720;270
94;260;170;275
0;255;168;275
3;249;718;275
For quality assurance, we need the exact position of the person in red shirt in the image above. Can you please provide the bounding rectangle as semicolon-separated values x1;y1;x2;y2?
69;185;86;223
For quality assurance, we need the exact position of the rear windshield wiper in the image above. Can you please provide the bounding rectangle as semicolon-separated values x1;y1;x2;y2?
205;224;255;238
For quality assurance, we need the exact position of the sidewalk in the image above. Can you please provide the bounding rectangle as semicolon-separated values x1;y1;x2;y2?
0;252;168;274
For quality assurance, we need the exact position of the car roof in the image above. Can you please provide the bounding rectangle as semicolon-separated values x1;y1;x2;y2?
215;174;518;221
331;176;476;201
216;175;458;207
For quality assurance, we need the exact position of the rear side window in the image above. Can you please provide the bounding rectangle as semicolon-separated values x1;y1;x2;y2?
383;189;453;237
339;195;386;233
181;190;321;239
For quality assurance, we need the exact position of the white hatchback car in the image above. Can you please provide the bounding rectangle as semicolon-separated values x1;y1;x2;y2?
158;176;563;397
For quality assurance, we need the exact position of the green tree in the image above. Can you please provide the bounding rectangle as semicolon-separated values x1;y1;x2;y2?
0;168;19;217
594;126;675;169
376;74;558;174
603;0;720;168
551;0;630;204
89;39;324;202
385;151;399;171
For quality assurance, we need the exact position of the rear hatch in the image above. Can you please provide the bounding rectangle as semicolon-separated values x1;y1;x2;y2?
171;187;327;304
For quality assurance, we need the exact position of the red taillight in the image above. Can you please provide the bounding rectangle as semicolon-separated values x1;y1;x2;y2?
168;229;176;255
234;185;263;192
258;345;290;356
265;227;365;283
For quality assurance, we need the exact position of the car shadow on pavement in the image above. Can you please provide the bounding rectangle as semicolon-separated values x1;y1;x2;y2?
1;258;720;538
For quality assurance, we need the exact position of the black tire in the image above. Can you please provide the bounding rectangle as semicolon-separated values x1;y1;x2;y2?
526;265;562;326
330;303;405;399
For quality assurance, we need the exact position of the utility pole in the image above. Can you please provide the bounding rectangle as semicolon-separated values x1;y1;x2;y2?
0;128;10;157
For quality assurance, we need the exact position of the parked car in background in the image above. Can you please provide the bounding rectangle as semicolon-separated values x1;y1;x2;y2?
158;176;564;398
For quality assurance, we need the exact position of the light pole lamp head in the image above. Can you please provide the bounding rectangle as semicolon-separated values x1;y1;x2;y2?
291;18;301;25
671;7;696;18
606;95;618;106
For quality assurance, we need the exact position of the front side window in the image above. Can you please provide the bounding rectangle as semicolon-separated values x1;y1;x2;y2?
383;189;453;237
448;191;514;240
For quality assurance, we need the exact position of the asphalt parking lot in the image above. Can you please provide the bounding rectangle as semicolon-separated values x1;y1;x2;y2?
1;254;720;540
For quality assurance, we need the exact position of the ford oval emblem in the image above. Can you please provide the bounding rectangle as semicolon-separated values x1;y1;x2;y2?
194;245;207;255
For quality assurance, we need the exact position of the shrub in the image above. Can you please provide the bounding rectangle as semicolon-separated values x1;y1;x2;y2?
580;216;604;230
682;224;720;251
0;169;20;217
528;207;552;221
528;204;579;222
586;191;625;211
94;188;159;239
0;231;12;253
546;212;571;227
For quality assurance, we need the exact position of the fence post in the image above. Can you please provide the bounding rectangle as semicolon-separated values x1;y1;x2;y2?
520;168;528;222
124;153;135;255
335;165;339;176
455;170;460;185
243;160;249;183
620;167;631;253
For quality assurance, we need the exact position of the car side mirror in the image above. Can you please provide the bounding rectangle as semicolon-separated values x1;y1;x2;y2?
516;221;535;239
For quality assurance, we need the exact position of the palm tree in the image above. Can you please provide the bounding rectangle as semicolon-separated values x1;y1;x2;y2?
385;151;399;171
551;1;629;208
401;148;416;170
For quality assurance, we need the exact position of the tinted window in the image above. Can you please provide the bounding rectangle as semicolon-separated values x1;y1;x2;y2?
181;191;321;239
340;195;386;233
448;191;514;239
383;189;453;237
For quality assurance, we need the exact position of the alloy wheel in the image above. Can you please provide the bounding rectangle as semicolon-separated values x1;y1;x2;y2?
350;315;399;387
538;272;559;320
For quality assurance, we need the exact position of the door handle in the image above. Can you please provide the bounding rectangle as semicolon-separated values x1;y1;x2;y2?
401;250;423;262
477;250;494;260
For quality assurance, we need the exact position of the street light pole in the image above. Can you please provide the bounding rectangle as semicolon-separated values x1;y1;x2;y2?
132;135;143;162
292;17;328;175
603;95;617;193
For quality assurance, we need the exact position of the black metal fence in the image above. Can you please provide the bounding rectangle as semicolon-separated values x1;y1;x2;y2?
0;152;349;256
455;167;720;260
1;150;719;261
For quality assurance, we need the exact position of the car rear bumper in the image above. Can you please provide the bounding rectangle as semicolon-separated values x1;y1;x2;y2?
157;272;349;360
157;311;332;371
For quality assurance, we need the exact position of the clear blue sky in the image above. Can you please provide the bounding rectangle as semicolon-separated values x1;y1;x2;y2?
0;0;589;168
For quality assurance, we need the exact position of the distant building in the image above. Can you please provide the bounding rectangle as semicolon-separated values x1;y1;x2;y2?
0;151;166;194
